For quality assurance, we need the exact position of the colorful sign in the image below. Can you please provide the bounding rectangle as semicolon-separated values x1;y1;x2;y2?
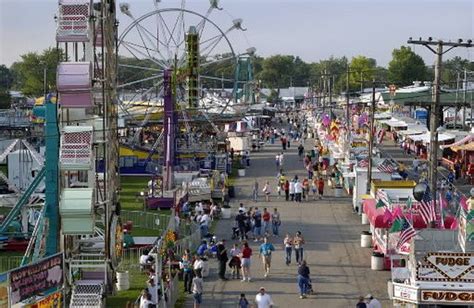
417;252;474;282
9;253;63;305
421;290;474;303
0;273;9;307
26;291;63;308
393;284;418;303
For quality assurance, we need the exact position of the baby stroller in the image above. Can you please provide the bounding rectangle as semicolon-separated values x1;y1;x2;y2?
231;226;240;240
231;221;240;240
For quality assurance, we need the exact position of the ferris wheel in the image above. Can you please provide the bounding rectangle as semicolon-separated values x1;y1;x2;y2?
116;0;256;129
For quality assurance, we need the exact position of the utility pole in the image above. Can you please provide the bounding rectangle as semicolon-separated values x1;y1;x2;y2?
407;37;473;226
367;80;376;193
346;66;350;141
463;69;467;129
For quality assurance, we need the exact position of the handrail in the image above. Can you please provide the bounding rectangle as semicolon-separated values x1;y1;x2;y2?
0;167;46;233
20;208;44;266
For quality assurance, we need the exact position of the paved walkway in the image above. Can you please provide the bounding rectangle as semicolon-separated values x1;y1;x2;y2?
185;139;390;307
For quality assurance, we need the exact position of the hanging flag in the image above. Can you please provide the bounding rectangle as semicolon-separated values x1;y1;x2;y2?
389;217;405;233
397;219;417;249
377;159;396;173
382;208;393;224
419;186;435;226
392;207;403;219
376;199;385;208
406;197;413;209
376;189;391;207
358;158;369;168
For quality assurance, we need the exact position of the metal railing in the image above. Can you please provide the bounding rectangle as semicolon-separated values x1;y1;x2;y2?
0;256;22;273
121;210;170;234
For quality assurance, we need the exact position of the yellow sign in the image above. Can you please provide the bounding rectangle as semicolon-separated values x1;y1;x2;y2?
26;291;62;308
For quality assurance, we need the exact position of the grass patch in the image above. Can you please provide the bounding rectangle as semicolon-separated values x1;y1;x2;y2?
120;176;150;210
131;227;161;237
106;269;148;307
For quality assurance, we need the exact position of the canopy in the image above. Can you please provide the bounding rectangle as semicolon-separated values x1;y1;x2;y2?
379;118;408;128
451;142;474;152
397;125;428;136
440;133;474;149
406;132;455;143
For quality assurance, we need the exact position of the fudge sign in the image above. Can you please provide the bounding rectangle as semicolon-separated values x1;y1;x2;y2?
9;253;63;305
417;252;474;282
422;290;474;303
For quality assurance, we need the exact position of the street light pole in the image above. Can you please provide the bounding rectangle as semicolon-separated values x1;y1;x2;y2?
408;37;473;226
367;80;376;194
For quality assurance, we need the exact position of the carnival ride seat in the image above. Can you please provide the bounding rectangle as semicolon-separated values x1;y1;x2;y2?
59;188;95;235
57;62;93;108
56;0;90;42
60;126;93;170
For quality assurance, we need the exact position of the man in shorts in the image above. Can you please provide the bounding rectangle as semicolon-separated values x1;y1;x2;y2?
192;270;203;307
259;237;275;278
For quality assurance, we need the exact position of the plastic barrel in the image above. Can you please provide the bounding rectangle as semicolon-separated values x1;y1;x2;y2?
361;213;369;225
238;169;246;177
360;231;372;248
371;252;385;270
221;208;231;219
116;271;130;291
334;188;343;197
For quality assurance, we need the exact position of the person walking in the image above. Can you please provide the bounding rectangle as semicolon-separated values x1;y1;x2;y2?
284;180;290;201
229;243;241;279
294;231;305;265
179;249;193;294
192;271;204;308
365;294;382;308
294;179;303;202
289;180;295;201
298;143;304;161
302;178;310;201
279;152;285;169
275;154;280;171
259;237;275;278
240;242;253;282
297;260;311;299
262;181;271;202
252;180;259;202
311;177;318;200
262;208;271;236
253;208;262;242
317;176;325;200
239;293;250;308
216;239;229;280
284;233;293;265
271;208;281;236
356;296;367;308
255;287;274;308
236;210;248;241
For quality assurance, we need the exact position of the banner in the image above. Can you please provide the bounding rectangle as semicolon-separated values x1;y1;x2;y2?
0;273;9;307
26;291;62;308
9;253;63;305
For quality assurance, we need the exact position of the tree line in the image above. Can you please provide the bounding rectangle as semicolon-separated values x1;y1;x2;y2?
0;45;473;108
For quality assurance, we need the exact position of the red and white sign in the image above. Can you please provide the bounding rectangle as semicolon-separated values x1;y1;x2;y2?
393;284;418;303
421;290;474;304
417;252;474;282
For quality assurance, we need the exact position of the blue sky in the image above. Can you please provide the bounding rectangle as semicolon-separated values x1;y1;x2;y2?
1;0;473;67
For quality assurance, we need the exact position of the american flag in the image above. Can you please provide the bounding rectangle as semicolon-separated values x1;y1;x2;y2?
358;158;369;168
419;186;435;226
397;219;417;249
376;189;391;207
377;159;396;173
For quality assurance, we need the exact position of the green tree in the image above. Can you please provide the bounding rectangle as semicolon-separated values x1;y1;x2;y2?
442;56;474;88
349;56;377;91
10;48;63;96
257;55;295;90
388;46;427;86
0;65;12;109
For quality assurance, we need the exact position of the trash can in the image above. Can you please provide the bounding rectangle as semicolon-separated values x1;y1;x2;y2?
361;213;369;225
360;231;372;248
221;207;231;219
228;186;235;198
371;252;385;270
238;169;246;177
201;257;210;277
334;187;343;197
116;271;130;291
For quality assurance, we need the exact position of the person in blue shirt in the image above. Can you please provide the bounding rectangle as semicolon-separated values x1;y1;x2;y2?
259;237;275;278
196;240;208;257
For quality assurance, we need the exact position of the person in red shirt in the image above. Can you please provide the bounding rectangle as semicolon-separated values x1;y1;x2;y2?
240;242;253;282
262;208;271;236
317;177;325;200
284;180;290;201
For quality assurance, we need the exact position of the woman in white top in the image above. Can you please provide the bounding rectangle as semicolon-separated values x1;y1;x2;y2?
289;181;295;201
283;233;293;265
262;181;271;202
